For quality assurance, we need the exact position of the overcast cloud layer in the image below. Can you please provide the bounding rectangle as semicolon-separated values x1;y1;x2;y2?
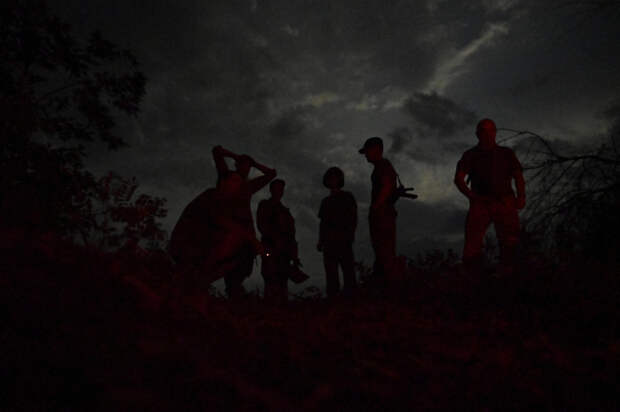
50;0;620;292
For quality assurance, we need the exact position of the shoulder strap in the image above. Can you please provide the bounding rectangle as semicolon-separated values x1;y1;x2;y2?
396;174;404;188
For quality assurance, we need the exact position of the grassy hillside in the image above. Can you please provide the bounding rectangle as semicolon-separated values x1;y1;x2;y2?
3;232;619;411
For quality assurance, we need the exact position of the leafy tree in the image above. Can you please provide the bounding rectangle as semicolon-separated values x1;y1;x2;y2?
0;0;166;249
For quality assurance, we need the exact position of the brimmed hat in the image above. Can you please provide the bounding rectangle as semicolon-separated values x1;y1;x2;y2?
358;136;383;154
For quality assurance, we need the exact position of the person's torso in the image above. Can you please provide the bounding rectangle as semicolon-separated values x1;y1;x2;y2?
259;199;295;247
227;184;255;230
371;158;397;210
320;191;356;243
466;146;517;197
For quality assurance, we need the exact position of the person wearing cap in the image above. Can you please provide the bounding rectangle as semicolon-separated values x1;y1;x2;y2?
359;137;398;281
257;179;300;303
317;167;358;297
211;145;277;298
454;118;526;276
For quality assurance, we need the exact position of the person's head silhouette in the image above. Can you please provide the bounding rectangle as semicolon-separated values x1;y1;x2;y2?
235;155;253;178
476;119;497;149
269;179;285;201
359;137;383;163
323;167;345;190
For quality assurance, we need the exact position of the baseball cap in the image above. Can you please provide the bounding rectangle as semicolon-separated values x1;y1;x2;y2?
358;136;383;154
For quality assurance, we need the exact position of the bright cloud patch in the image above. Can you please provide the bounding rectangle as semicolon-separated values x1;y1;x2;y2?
425;22;509;94
302;92;341;108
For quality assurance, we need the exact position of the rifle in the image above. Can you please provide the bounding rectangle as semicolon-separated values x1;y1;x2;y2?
393;175;418;202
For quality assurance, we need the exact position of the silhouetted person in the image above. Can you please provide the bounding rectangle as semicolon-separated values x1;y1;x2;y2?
317;167;358;297
212;145;276;298
454;118;526;276
359;137;398;281
257;179;300;303
169;171;263;293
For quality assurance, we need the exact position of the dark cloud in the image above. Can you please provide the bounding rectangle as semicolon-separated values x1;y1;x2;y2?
293;206;319;232
269;108;307;141
399;201;466;238
388;128;473;165
387;127;413;155
404;92;477;139
600;98;620;139
395;200;468;258
42;0;620;291
404;148;442;165
441;140;472;156
383;93;477;164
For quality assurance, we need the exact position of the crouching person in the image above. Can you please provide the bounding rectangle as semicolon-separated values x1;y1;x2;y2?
169;171;263;298
318;167;358;298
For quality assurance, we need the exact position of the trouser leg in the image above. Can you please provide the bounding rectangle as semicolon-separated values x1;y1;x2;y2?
274;273;288;303
261;255;277;301
369;213;396;279
224;245;254;299
323;252;340;298
262;255;288;303
492;197;521;274
261;256;275;300
340;244;357;294
463;200;492;274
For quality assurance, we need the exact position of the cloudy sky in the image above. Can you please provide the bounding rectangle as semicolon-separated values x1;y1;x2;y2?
49;0;620;292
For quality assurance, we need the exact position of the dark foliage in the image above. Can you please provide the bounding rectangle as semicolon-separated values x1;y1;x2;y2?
412;248;460;274
0;0;166;249
1;0;145;148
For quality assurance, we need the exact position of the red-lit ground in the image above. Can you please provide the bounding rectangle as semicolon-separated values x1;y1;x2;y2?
3;234;618;411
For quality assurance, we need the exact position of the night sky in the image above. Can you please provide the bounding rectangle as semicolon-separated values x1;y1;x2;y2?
48;0;620;293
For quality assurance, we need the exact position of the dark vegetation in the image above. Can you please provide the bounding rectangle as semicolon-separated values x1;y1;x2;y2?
3;235;619;410
1;0;165;251
2;2;619;410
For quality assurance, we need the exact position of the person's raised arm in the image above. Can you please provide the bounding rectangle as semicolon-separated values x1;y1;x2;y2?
246;157;277;194
212;145;238;177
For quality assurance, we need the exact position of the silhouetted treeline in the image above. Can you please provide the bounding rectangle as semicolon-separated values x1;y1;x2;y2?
1;1;166;250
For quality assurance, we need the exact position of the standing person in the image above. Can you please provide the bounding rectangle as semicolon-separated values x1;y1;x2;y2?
359;137;398;281
317;167;358;297
211;145;276;298
454;118;526;276
256;179;300;303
